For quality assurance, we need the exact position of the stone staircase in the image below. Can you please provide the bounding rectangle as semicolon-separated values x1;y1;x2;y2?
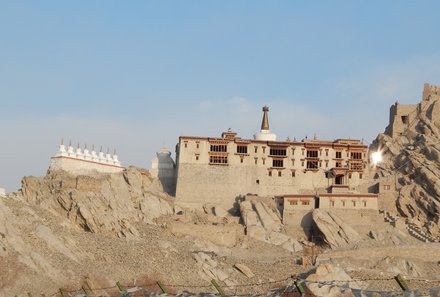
379;210;439;243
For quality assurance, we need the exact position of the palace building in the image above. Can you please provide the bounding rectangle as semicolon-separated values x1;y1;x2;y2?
174;106;373;211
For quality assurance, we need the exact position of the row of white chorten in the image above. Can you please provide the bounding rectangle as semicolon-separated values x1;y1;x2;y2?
54;141;122;167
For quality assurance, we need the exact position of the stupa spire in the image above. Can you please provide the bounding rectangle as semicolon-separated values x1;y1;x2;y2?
261;105;270;130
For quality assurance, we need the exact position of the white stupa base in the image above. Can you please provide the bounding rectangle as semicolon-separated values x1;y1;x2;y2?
254;129;277;141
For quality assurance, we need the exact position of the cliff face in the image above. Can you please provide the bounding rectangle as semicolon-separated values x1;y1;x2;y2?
371;83;440;237
18;166;174;238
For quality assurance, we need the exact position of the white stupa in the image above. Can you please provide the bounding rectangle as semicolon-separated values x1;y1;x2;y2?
0;187;6;197
253;105;277;141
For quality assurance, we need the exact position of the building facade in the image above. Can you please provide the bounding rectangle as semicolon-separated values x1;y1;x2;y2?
175;106;369;210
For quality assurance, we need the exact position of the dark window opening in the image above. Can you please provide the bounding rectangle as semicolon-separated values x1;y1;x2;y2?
210;144;227;152
209;155;228;164
273;159;284;168
270;148;286;156
335;175;344;185
336;151;342;158
307;150;318;158
306;161;318;169
350;152;362;160
237;145;248;154
401;115;409;124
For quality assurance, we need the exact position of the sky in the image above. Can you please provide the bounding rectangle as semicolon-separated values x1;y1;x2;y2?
1;1;440;192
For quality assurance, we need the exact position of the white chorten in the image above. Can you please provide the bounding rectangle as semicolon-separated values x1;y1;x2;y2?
0;187;6;197
253;105;277;141
55;139;68;157
49;141;124;174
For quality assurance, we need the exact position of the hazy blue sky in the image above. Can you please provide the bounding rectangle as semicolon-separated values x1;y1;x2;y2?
1;1;440;191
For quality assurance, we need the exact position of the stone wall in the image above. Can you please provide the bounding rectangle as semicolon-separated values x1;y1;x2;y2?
385;102;419;138
49;157;124;174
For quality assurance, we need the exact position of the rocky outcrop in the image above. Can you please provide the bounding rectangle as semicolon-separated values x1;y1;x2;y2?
18;166;173;238
371;84;440;238
312;209;361;249
239;198;303;252
306;264;364;297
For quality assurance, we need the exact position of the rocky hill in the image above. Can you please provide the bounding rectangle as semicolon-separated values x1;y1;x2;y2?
371;84;440;238
5;83;440;296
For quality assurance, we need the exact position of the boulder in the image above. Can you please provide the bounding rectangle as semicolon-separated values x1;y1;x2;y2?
306;264;363;297
240;199;303;252
312;209;361;249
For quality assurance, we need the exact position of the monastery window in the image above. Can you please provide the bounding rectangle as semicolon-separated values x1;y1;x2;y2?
342;200;346;207
336;162;342;168
262;158;266;165
335;151;342;159
290;200;298;205
326;149;329;157
195;154;199;161
301;200;310;205
270;148;286;156
350;152;362;160
346;151;349;157
291;159;295;166
278;171;282;177
352;200;356;207
196;142;200;149
291;170;296;177
268;170;272;176
330;200;335;207
256;179;260;184
306;150;318;158
401;115;409;124
184;141;188;148
302;149;305;156
301;161;304;167
363;201;367;207
209;155;228;165
210;144;227;152
306;160;318;169
319;161;322;168
350;162;363;171
359;173;363;179
237;145;248;154
254;146;258;153
254;158;258;165
384;185;391;191
349;173;352;179
263;146;266;154
273;159;284;168
240;157;244;163
325;161;329;168
291;148;295;155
